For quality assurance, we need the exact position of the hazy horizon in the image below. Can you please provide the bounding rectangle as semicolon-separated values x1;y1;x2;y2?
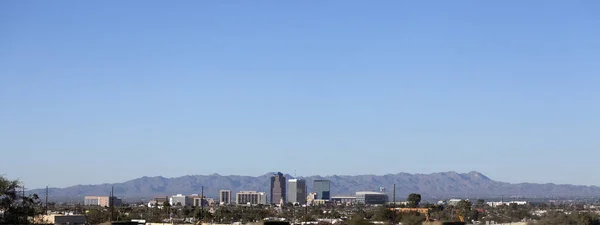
2;1;599;189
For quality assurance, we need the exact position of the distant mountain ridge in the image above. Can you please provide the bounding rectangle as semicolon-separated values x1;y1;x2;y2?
29;171;600;202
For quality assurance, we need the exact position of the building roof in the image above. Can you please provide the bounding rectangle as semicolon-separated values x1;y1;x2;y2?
331;196;357;199
237;191;265;194
356;191;387;195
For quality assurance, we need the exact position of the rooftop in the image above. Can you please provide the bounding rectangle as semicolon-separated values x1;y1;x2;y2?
356;191;387;195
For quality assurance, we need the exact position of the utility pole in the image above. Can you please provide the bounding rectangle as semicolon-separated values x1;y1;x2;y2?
21;185;25;224
110;186;115;222
304;205;307;221
45;186;49;215
200;186;204;225
393;183;396;207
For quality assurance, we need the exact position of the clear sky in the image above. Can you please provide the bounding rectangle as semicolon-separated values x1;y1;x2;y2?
1;0;599;189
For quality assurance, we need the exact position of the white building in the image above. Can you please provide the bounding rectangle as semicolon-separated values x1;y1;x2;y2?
331;196;356;205
487;201;527;207
307;192;318;205
170;194;193;206
235;191;267;205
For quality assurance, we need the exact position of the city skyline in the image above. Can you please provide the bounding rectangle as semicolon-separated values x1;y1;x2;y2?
26;170;600;204
18;169;600;190
2;1;600;189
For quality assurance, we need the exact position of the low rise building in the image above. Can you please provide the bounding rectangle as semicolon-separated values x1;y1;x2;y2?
205;198;216;206
191;196;213;207
355;191;388;205
447;199;463;206
307;192;318;205
313;199;328;206
35;214;86;225
487;201;527;207
331;196;356;205
389;201;409;206
154;196;169;204
170;194;193;206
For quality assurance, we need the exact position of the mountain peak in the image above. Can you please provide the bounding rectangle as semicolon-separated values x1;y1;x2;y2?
466;171;491;180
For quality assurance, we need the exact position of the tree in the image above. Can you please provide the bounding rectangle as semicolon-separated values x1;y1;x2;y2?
86;208;110;224
301;214;316;222
407;193;421;208
476;199;485;208
456;200;474;222
402;213;425;225
373;205;398;223
347;215;371;225
163;201;171;212
0;176;42;224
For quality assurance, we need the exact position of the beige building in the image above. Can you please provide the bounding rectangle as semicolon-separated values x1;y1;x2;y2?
307;192;318;205
220;190;232;205
191;196;214;206
84;196;121;207
313;199;327;205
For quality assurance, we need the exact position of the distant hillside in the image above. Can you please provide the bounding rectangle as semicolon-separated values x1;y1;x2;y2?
29;171;600;202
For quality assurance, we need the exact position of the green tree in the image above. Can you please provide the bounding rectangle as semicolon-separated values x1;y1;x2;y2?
407;193;421;208
347;215;371;225
476;199;485;208
85;208;111;224
456;200;472;221
163;201;171;218
373;205;398;223
0;176;42;224
301;214;316;222
402;212;425;225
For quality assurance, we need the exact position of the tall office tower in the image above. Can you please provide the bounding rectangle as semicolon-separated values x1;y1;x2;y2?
287;179;307;204
219;190;231;205
270;172;286;204
313;180;331;200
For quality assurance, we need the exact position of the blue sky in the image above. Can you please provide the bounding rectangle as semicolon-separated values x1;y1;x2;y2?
1;0;599;189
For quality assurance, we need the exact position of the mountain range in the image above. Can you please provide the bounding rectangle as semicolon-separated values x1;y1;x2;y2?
30;171;600;202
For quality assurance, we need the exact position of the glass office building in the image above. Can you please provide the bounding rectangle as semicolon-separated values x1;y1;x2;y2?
313;180;331;200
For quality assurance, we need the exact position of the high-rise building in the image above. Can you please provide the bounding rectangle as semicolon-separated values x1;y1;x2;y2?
220;190;231;205
287;179;307;204
235;191;267;205
313;180;331;200
270;172;286;204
